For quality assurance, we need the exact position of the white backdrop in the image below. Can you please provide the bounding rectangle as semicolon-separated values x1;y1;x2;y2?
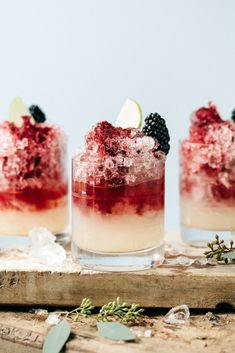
0;0;234;230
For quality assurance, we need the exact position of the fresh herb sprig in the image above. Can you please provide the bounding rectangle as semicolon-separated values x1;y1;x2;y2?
97;297;144;323
61;298;94;320
59;297;144;323
204;235;235;264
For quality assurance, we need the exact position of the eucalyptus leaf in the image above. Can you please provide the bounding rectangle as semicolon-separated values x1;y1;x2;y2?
221;251;235;260
97;322;135;341
43;319;71;353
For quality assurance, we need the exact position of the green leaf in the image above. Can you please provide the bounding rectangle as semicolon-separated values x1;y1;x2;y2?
97;322;135;341
221;251;235;260
43;319;71;353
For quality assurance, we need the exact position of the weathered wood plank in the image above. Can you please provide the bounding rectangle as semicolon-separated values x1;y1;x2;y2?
0;339;41;353
0;232;235;309
0;258;234;308
0;311;235;353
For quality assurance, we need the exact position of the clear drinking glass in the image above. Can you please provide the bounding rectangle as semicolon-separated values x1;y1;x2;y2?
72;155;165;271
179;141;235;246
0;122;68;248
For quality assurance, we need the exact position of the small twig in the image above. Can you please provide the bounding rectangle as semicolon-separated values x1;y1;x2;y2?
204;235;235;264
59;298;94;321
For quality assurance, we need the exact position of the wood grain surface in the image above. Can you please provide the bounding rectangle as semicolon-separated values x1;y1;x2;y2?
0;250;234;308
0;311;235;353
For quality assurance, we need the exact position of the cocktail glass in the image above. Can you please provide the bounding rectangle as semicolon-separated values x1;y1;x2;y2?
72;148;165;271
0;117;68;248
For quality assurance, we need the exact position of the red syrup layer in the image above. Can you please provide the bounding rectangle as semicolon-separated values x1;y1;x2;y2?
72;177;165;216
0;184;67;211
180;103;235;204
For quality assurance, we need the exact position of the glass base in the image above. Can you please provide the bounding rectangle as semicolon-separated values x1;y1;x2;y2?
72;242;164;272
0;232;70;251
181;225;235;247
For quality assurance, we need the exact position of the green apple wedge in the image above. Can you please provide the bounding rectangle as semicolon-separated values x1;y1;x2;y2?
115;98;142;129
8;97;31;127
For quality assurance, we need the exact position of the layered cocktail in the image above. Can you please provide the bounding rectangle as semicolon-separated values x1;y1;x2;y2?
72;107;170;271
0;99;68;243
180;103;235;246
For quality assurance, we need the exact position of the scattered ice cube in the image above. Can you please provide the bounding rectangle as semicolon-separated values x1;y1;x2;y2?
165;241;185;257
29;227;55;255
176;256;194;267
46;312;61;325
35;309;48;319
29;227;66;266
163;305;190;325
205;312;221;325
193;257;208;267
35;243;66;266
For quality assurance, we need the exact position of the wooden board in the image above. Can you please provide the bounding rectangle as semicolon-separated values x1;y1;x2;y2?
0;311;235;353
0;244;235;309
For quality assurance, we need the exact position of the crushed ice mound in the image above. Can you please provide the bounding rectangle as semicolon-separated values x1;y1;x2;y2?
29;227;66;266
180;103;235;203
73;121;165;187
163;304;190;324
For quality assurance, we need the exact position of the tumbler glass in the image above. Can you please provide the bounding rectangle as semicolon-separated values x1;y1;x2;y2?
72;154;165;271
179;141;235;246
0;120;68;248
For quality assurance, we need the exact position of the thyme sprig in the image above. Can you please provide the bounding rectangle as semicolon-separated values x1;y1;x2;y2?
204;235;235;264
59;297;144;323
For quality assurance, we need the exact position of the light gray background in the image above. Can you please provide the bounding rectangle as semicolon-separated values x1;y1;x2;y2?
0;0;234;230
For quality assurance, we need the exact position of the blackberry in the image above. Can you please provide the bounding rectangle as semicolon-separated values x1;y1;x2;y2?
232;109;235;123
142;112;170;154
29;105;46;123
